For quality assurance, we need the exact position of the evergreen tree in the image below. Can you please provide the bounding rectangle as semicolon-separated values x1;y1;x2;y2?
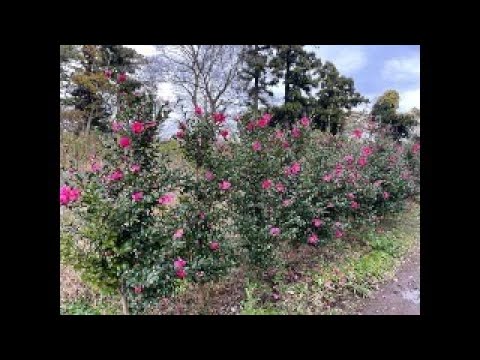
69;45;143;133
239;45;273;115
269;45;319;126
312;61;368;135
371;90;417;140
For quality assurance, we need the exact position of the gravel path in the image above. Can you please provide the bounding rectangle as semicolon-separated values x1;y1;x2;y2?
357;242;420;315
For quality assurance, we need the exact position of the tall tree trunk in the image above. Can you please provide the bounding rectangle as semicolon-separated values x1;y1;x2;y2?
253;45;260;116
119;282;130;315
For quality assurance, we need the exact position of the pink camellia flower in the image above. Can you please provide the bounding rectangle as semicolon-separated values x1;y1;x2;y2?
118;136;131;148
111;121;123;132
246;121;256;132
209;242;220;251
158;192;175;206
344;155;354;164
308;233;319;245
220;129;229;139
60;185;71;205
275;182;285;193
312;218;323;228
262;179;273;190
194;106;203;116
334;163;343;177
213;112;226;125
178;122;187;131
282;199;293;207
335;229;344;238
361;146;373;157
275;130;284;140
204;170;215;182
347;193;356;200
176;130;185;139
351;201;359;210
174;258;187;270
176;268;187;279
383;191;390;200
130;164;141;173
282;141;290;149
292;127;301;139
270;227;281;236
352;129;363;139
252;141;262;151
323;173;333;182
90;161;103;172
173;228;184;239
290;162;301;175
134;286;143;294
374;180;384;187
412;143;420;154
117;72;127;83
257;114;271;128
300;116;310;127
199;211;206;220
132;191;143;202
357;156;368;167
104;69;112;79
109;169;124;181
131;121;145;134
219;180;232;191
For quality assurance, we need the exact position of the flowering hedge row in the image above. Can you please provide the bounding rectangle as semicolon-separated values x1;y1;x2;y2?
60;97;420;314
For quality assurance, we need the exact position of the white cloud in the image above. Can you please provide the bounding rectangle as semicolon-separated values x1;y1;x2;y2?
399;88;420;112
382;55;419;82
309;45;368;75
125;45;157;57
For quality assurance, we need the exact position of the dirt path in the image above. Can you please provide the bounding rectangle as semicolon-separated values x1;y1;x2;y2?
356;242;420;315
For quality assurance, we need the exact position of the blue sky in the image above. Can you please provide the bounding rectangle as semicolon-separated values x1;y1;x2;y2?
126;45;420;136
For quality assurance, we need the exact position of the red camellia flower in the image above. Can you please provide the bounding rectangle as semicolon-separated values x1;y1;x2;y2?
60;185;81;206
118;136;131;148
131;121;145;134
292;127;301;139
158;192;175;206
357;156;368;167
134;286;143;294
252;141;262;151
174;258;187;270
270;227;281;236
179;122;187;131
275;182;285;193
352;129;363;139
132;191;144;202
262;179;273;190
351;201;359;209
361;146;373;157
194;106;203;115
104;69;112;79
176;130;185;139
257;113;271;128
108;169;124;181
209;242;220;251
130;164;141;173
117;72;127;83
246;121;256;132
300;116;310;128
282;141;290;149
335;229;344;238
176;268;187;279
308;233;319;245
412;143;420;154
290;162;301;175
219;180;232;191
204;170;215;181
220;129;229;139
213;112;226;125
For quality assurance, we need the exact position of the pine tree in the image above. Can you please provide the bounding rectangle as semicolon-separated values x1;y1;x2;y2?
312;61;368;134
239;45;273;115
269;45;319;127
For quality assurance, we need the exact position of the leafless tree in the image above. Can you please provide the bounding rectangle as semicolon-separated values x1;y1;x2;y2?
144;45;246;114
